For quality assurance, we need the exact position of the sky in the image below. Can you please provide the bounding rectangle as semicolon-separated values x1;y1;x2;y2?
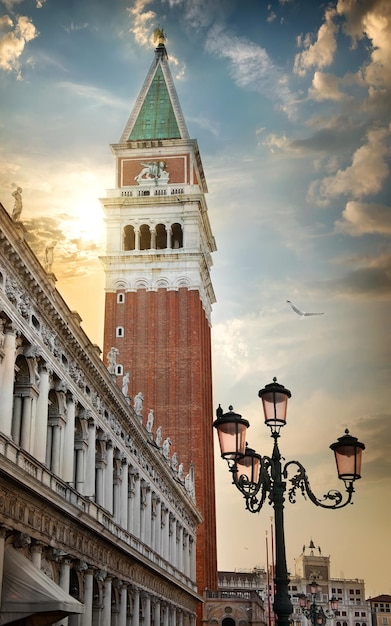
1;0;390;598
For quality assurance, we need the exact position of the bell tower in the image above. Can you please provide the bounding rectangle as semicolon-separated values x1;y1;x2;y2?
100;33;218;598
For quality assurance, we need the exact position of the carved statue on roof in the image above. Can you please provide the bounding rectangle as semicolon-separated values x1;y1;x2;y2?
44;241;56;273
153;27;166;46
11;187;23;221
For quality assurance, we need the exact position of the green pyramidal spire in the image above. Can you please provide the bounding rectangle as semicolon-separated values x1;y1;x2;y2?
121;35;189;142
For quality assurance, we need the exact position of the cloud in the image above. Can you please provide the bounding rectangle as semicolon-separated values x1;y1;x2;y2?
63;22;89;33
308;71;347;102
353;412;391;482
294;7;338;76
1;0;23;10
337;0;391;91
162;0;230;31
323;252;391;298
335;201;391;237
127;0;157;47
205;24;295;115
23;215;104;280
56;81;129;110
308;126;390;205
0;14;38;77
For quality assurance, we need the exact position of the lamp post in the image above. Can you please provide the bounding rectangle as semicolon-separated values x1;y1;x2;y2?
213;378;365;626
298;579;338;626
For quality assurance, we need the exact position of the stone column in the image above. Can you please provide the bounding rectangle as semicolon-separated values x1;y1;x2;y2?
84;569;94;626
135;228;140;251
189;536;195;582
0;327;16;436
20;395;33;450
132;588;140;626
154;498;161;555
95;461;104;507
163;602;169;626
45;423;53;467
169;514;176;566
177;526;184;573
145;485;152;547
150;227;156;249
161;506;169;561
63;394;76;484
132;473;141;538
120;458;128;530
51;421;62;475
167;224;172;249
113;456;122;524
119;584;127;626
105;439;114;513
178;609;184;626
58;557;72;626
143;594;151;626
102;576;112;626
34;364;50;462
153;598;161;626
84;418;95;498
0;528;6;597
31;543;43;569
11;395;22;444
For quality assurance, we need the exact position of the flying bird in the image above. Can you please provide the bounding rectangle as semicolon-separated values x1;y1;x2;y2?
286;300;324;318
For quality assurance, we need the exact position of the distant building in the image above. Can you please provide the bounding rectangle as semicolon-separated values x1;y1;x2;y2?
204;569;266;626
203;541;370;626
291;541;369;626
367;595;391;626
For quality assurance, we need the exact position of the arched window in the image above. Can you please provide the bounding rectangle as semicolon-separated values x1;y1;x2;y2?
171;222;183;248
117;293;125;304
140;224;151;250
116;364;123;376
116;327;124;337
222;617;235;626
124;225;135;251
156;223;167;249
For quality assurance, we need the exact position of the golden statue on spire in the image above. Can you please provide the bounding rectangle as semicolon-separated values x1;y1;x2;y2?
153;27;166;45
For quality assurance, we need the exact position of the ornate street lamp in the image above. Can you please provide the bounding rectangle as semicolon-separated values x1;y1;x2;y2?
213;378;365;626
298;579;338;626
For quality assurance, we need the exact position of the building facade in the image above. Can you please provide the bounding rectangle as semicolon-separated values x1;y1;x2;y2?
367;595;391;626
0;200;202;625
205;570;267;626
100;32;218;604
